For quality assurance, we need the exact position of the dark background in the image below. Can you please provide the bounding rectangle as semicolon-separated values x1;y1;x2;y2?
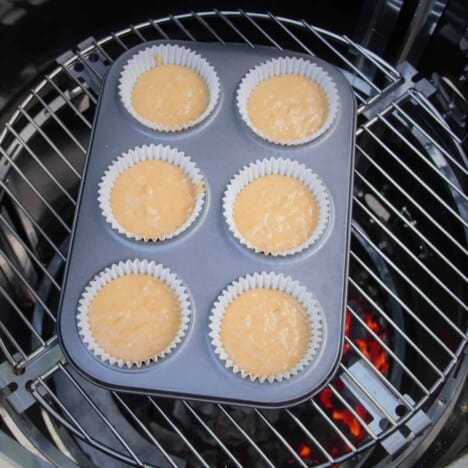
0;0;466;110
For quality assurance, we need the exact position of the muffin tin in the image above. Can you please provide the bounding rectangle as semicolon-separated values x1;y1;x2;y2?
57;40;356;408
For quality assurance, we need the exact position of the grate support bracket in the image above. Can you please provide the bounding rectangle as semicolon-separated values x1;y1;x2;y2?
0;344;64;413
56;37;110;95
362;62;435;120
341;359;431;456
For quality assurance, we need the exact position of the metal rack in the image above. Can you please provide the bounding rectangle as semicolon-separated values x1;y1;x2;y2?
0;10;466;467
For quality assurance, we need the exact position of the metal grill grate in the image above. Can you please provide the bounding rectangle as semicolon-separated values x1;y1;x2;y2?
0;11;466;467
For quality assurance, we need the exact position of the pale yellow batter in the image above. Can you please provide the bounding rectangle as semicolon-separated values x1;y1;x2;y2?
131;64;209;127
247;74;328;142
110;160;197;239
88;274;181;362
220;289;311;377
233;175;319;253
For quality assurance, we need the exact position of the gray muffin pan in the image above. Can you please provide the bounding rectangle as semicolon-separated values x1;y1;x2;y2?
58;40;356;408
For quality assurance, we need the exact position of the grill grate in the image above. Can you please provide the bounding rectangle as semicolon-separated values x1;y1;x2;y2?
0;10;466;467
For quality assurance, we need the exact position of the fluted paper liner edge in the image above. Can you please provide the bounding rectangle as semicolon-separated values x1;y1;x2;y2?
209;272;324;383
236;56;340;145
77;259;191;368
118;43;220;132
223;157;331;256
98;143;205;242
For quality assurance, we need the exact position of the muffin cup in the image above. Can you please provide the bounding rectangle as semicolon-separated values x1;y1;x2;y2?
118;43;220;132
98;143;205;242
77;259;191;368
209;272;324;383
236;56;340;145
223;157;331;256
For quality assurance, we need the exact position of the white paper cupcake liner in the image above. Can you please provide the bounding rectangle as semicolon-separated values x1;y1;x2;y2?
77;259;191;368
223;157;331;256
236;56;340;145
98;143;205;242
209;272;324;383
118;43;220;132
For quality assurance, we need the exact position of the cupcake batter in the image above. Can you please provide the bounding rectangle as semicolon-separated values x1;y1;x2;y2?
88;274;181;362
220;288;311;377
131;64;209;127
110;160;197;239
247;74;328;142
233;174;320;253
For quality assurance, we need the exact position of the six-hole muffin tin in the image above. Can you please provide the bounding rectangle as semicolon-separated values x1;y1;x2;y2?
58;40;356;408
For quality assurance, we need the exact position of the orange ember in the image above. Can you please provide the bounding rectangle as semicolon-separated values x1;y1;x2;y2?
316;308;389;450
297;442;311;458
355;338;389;374
318;385;369;444
298;305;390;461
319;387;333;409
364;311;380;333
345;309;390;374
332;407;366;440
344;312;352;354
345;312;352;335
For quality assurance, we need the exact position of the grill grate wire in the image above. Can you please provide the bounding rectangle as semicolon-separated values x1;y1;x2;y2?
0;10;466;467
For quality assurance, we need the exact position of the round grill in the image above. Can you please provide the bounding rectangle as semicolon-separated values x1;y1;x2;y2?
0;11;466;467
